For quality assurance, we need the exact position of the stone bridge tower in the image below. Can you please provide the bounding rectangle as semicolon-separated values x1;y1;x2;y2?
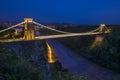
24;18;35;40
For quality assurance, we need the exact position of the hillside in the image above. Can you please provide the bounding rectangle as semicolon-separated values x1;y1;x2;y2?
57;26;120;73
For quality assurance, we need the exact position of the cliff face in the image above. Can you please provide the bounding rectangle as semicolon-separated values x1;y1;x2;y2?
0;40;49;80
7;40;47;66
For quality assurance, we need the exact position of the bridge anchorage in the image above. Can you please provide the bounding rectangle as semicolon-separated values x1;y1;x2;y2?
0;18;111;42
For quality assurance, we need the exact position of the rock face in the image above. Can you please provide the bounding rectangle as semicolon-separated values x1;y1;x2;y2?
0;41;50;80
7;40;47;66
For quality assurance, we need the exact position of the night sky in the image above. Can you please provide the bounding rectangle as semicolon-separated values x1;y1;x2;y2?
0;0;120;24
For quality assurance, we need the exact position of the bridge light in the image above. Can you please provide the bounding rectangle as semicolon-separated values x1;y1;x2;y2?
90;35;104;49
106;27;111;33
24;18;33;23
46;42;56;63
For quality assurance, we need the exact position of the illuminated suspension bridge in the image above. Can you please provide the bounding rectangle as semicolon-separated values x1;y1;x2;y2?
0;18;111;42
0;18;111;64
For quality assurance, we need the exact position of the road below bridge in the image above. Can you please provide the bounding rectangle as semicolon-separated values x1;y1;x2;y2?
47;40;119;80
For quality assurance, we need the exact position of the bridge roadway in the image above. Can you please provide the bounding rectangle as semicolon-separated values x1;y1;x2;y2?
35;32;106;40
0;32;107;42
47;40;119;80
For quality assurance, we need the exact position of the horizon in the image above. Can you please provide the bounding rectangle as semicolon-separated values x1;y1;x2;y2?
1;21;120;26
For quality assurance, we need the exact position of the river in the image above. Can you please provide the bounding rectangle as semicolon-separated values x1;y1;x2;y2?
47;39;119;80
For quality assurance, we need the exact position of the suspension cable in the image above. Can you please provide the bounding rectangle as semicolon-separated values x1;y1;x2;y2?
0;22;25;33
0;20;102;34
33;21;101;34
33;21;73;34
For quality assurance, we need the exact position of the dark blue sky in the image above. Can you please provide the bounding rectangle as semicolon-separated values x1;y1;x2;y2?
0;0;120;24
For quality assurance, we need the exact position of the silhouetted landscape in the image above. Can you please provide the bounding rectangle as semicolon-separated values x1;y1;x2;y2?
0;23;120;80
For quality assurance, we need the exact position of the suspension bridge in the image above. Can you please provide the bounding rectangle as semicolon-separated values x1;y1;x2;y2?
0;18;111;42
